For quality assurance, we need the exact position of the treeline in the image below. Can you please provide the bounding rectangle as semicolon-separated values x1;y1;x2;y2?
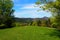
15;17;52;27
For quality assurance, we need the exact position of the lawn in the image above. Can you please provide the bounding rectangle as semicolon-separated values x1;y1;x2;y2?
0;26;60;40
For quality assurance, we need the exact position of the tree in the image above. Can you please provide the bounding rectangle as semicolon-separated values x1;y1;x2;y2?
37;20;41;26
0;0;15;28
46;18;51;27
41;19;47;27
36;0;60;29
32;19;38;26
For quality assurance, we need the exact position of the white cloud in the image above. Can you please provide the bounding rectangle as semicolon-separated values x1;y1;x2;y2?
14;9;51;18
13;2;51;18
19;4;40;9
14;9;39;18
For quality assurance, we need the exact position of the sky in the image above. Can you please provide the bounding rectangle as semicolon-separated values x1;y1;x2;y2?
13;0;52;18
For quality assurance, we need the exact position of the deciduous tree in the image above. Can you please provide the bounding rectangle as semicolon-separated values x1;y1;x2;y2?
36;0;60;29
0;0;15;28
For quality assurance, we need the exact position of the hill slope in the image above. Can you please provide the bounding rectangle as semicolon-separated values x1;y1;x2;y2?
0;26;60;40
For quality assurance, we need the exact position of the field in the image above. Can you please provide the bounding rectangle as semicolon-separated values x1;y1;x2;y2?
0;26;60;40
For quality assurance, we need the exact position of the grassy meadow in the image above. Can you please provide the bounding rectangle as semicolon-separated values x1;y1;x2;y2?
0;26;60;40
0;0;60;40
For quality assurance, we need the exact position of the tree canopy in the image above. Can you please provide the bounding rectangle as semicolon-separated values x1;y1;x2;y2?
0;0;15;28
36;0;60;15
36;0;60;29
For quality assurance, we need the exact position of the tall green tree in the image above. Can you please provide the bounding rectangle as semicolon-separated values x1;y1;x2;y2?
36;0;60;29
0;0;15;28
37;20;41;26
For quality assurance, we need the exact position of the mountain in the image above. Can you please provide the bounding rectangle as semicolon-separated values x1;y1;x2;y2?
14;17;49;23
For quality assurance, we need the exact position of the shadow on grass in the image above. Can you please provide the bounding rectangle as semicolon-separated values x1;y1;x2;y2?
0;26;15;29
49;29;60;38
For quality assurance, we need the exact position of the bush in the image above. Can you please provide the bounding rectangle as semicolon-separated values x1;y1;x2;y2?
51;23;57;28
0;24;6;29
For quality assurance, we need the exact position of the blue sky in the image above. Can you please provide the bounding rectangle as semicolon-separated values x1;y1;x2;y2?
13;0;52;18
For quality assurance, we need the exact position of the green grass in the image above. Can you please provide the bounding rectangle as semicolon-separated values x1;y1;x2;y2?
0;26;60;40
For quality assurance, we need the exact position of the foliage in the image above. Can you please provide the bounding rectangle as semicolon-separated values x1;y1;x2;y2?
41;20;48;27
0;0;15;28
37;20;41;26
36;0;60;29
32;20;38;26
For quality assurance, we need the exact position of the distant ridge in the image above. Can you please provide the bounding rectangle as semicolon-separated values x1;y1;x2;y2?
14;17;49;23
